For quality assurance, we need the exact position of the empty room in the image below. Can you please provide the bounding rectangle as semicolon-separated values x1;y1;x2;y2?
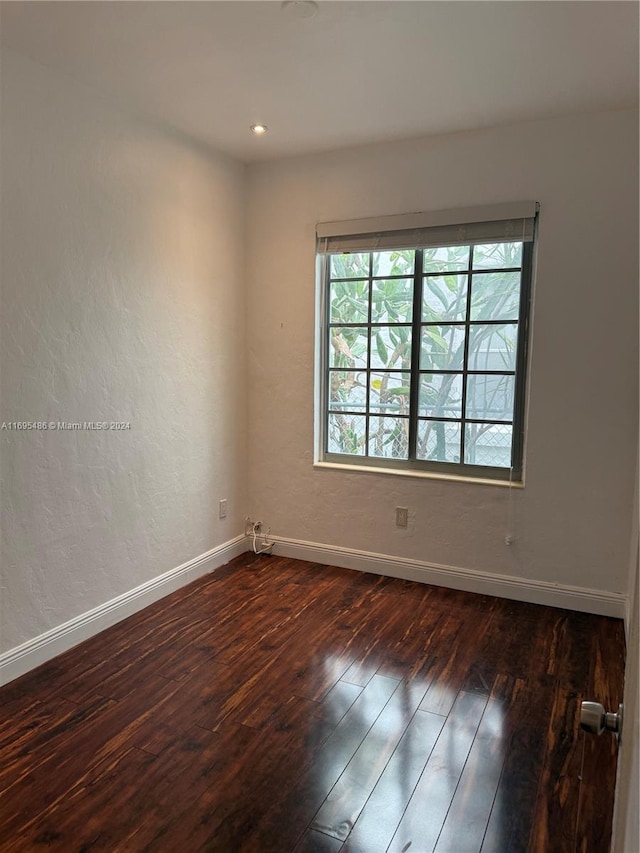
0;1;638;851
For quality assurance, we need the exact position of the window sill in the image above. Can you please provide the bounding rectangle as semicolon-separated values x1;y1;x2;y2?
313;460;525;488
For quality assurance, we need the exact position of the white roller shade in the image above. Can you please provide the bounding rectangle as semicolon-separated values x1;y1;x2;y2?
317;201;538;254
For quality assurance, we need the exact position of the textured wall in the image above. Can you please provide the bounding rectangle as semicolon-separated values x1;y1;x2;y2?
246;110;638;594
1;48;637;663
0;51;247;652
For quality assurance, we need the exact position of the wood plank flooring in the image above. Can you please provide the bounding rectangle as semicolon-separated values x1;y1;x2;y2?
0;553;626;852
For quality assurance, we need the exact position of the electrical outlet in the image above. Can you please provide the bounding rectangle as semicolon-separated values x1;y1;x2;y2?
395;507;409;528
219;499;227;519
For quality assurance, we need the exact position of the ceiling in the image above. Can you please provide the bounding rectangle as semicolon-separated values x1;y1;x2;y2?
1;1;638;163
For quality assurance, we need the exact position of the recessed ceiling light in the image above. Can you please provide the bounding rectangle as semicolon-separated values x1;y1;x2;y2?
250;124;268;136
281;1;319;20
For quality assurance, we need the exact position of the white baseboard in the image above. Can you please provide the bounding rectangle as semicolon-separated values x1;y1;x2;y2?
2;533;626;687
0;535;248;687
271;535;626;619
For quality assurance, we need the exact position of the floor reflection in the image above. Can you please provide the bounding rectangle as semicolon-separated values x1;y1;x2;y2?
310;653;506;852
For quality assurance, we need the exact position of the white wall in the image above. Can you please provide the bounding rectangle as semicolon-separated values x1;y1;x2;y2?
1;48;636;674
0;50;247;655
246;110;638;599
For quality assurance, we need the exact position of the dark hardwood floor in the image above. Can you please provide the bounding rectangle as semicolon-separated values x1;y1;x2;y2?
0;553;626;852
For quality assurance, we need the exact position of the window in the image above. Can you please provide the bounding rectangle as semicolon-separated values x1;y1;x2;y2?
316;203;537;482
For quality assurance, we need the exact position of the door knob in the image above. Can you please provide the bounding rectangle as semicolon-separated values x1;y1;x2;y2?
580;701;623;741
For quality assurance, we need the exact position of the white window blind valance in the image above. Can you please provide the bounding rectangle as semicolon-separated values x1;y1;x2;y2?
316;201;538;254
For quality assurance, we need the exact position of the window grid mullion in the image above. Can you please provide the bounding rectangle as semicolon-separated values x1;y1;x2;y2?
330;323;413;329
418;369;516;377
423;264;521;278
330;273;412;284
365;252;373;456
421;319;519;328
459;246;474;465
408;249;423;461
